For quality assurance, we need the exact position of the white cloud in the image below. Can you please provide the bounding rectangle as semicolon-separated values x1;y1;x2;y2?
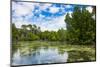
12;2;52;22
39;3;52;10
12;2;34;16
49;6;59;13
12;2;40;24
13;15;66;32
39;15;66;32
86;6;93;13
12;2;42;20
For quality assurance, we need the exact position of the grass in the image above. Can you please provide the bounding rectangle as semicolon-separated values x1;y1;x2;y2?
12;41;96;63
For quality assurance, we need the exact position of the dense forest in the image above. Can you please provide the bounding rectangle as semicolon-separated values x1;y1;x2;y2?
12;6;96;45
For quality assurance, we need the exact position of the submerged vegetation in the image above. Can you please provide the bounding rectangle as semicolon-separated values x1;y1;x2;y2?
12;6;96;64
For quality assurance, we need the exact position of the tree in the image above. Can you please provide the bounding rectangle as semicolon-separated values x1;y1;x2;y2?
57;28;67;41
12;23;18;41
65;6;96;45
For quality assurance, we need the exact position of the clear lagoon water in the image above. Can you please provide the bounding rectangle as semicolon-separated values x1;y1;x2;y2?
12;41;68;66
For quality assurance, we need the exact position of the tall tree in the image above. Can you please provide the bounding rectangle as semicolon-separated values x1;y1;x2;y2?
65;6;96;45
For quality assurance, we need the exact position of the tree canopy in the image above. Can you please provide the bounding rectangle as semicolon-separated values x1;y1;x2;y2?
64;6;96;45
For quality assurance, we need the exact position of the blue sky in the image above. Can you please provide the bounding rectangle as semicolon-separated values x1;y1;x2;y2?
12;1;93;31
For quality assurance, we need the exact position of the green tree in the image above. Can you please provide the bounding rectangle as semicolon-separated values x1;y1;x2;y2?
57;28;67;41
65;6;96;45
12;23;18;41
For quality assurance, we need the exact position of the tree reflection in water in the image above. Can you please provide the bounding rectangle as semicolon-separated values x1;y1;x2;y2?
12;43;68;65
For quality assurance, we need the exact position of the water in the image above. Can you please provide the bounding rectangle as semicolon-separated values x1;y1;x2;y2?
12;42;68;66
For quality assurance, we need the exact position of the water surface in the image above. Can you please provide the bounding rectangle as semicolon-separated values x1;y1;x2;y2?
12;41;68;65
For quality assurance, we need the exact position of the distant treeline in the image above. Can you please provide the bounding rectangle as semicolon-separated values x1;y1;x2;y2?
12;24;67;41
12;6;96;45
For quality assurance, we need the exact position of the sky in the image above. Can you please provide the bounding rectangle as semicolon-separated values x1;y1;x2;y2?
12;1;93;31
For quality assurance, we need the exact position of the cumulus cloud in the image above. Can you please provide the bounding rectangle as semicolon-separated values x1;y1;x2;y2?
12;2;35;16
38;15;66;32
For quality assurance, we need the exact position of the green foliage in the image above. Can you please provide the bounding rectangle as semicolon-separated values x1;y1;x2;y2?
57;28;67;41
12;24;40;41
12;23;19;41
64;6;96;45
12;24;68;41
